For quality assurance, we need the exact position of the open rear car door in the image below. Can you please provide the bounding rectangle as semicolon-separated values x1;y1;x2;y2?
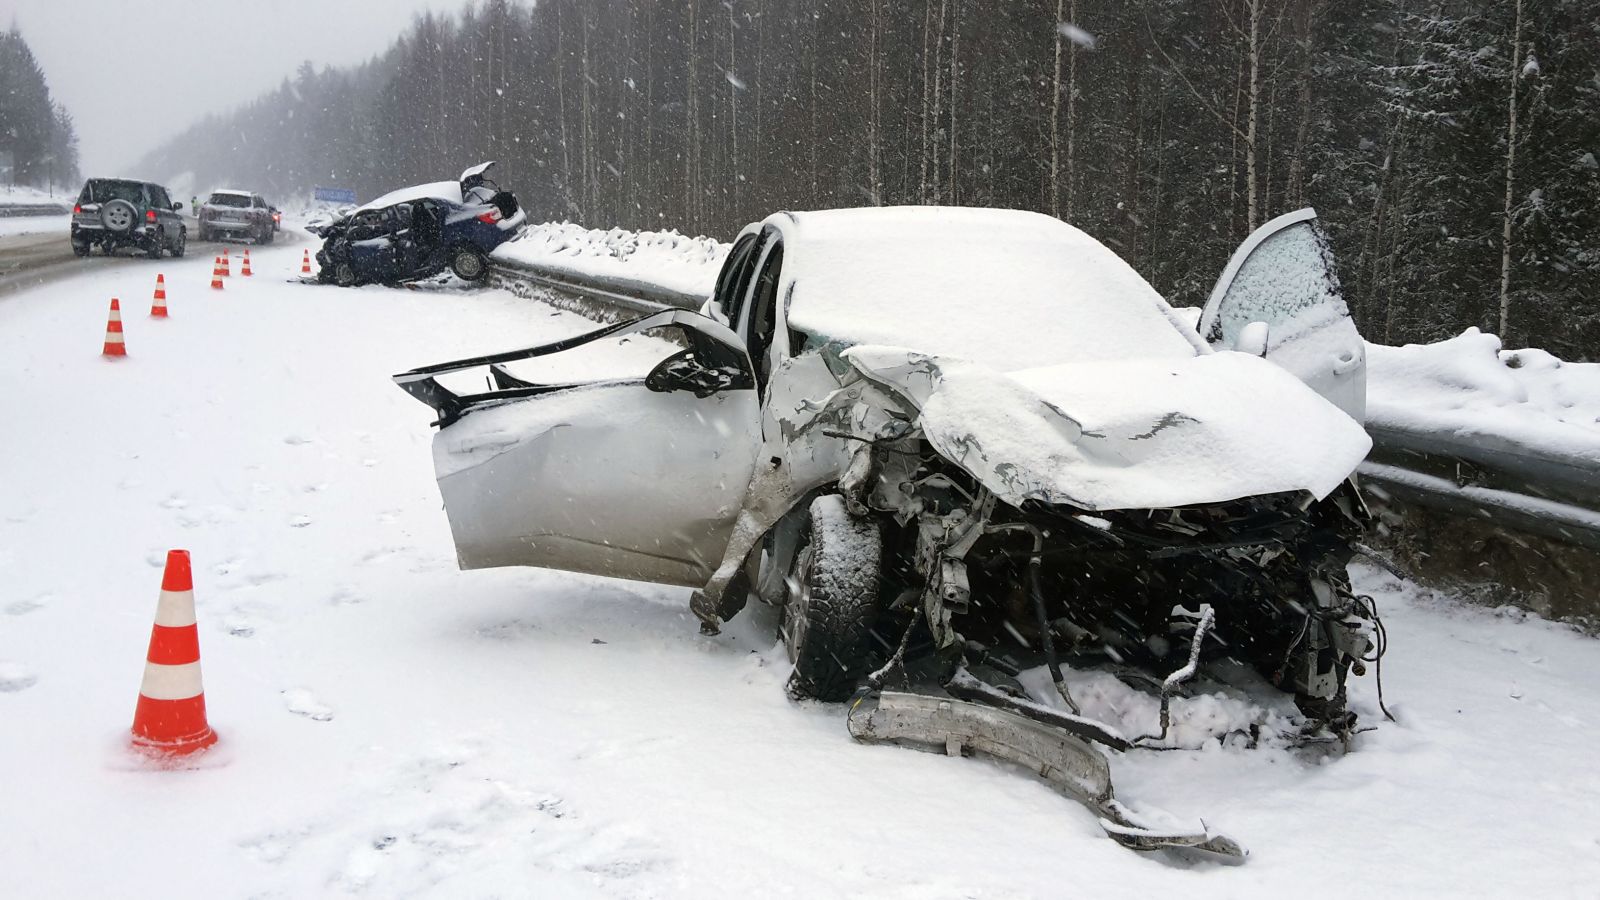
394;310;761;587
1199;208;1366;421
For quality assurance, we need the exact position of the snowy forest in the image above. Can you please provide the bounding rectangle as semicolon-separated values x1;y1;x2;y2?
135;0;1597;359
0;26;80;193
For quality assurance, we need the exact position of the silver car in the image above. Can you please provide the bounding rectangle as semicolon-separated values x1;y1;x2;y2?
394;206;1376;738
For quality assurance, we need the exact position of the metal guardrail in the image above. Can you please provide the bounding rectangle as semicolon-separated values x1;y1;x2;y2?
487;253;699;316
0;203;70;218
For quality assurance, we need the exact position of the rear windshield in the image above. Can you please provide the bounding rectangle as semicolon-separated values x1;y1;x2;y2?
84;181;144;204
208;194;251;208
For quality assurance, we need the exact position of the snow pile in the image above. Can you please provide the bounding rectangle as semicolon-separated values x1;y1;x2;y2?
0;183;71;208
495;222;728;300
1016;664;1302;752
0;213;70;237
1366;327;1600;465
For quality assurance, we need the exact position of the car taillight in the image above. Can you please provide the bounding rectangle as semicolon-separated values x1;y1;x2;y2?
476;209;502;224
146;210;157;222
73;204;82;214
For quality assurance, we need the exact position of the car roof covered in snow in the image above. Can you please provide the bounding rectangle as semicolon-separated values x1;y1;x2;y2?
765;207;1206;372
355;180;464;213
210;189;253;197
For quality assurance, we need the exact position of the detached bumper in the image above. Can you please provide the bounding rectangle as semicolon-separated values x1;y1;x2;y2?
846;690;1247;860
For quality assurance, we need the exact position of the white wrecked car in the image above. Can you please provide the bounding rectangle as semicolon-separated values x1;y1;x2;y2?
395;206;1376;735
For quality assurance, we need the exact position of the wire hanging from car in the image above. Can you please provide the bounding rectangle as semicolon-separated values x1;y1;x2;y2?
1356;593;1397;723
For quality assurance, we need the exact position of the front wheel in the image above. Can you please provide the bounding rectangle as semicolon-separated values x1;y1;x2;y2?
449;245;487;281
333;261;358;287
781;495;883;702
146;229;163;259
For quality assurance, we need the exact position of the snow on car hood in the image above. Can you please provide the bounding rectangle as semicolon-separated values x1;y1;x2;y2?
843;346;1372;511
355;180;464;213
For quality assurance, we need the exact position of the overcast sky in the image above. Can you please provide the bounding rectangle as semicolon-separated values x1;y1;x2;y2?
10;0;478;176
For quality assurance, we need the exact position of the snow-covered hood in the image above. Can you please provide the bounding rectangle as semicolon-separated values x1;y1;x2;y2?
843;347;1372;511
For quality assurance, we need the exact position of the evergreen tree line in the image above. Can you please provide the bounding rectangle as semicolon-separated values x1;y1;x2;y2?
133;0;1598;358
0;26;80;193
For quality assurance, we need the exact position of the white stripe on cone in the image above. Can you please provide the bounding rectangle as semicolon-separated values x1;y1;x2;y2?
138;661;205;701
104;333;124;344
153;589;197;627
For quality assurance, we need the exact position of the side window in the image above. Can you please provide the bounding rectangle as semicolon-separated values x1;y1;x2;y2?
149;186;170;209
713;233;760;326
746;243;785;391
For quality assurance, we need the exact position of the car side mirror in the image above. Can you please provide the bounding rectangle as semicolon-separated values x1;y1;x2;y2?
172;202;183;211
1235;321;1270;357
646;348;741;398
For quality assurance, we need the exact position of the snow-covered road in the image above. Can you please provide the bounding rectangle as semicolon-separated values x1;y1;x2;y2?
1;241;1597;898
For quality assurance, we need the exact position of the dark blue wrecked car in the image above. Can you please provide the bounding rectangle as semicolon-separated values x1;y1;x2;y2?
312;162;526;286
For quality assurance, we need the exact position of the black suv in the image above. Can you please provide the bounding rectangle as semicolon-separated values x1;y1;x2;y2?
71;178;187;259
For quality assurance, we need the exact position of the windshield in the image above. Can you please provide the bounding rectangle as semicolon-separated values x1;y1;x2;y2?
85;181;144;204
208;193;251;208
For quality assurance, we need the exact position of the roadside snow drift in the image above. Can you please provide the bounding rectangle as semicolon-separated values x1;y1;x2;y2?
494;222;727;300
1366;327;1600;466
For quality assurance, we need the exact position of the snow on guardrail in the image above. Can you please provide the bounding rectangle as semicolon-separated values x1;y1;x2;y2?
491;221;727;310
1367;328;1600;472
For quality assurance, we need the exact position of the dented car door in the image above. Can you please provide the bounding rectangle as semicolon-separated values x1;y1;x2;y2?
1199;208;1367;420
395;310;762;587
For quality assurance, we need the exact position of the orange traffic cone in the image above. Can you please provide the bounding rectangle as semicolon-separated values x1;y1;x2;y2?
131;550;218;756
210;259;224;291
301;249;312;274
151;274;168;317
241;249;253;277
220;249;231;277
102;298;126;357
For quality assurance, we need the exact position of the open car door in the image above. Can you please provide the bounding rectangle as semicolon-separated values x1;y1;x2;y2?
394;310;761;587
1198;208;1366;421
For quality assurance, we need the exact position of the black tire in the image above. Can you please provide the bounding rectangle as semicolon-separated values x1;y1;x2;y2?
261;224;274;246
449;245;487;281
71;241;90;258
781;495;883;702
146;229;163;259
333;261;358;287
171;228;186;258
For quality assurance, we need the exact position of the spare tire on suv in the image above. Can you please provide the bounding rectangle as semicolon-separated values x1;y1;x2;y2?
70;178;185;258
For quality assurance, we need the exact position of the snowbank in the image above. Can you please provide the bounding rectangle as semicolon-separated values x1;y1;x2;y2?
1366;327;1600;466
0;183;71;209
493;222;728;301
0;213;70;237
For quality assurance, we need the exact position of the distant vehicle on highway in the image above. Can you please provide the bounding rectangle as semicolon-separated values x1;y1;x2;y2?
70;178;187;259
312;161;524;287
198;190;277;245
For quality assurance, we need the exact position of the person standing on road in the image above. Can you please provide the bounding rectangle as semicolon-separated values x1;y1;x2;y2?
191;196;199;216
